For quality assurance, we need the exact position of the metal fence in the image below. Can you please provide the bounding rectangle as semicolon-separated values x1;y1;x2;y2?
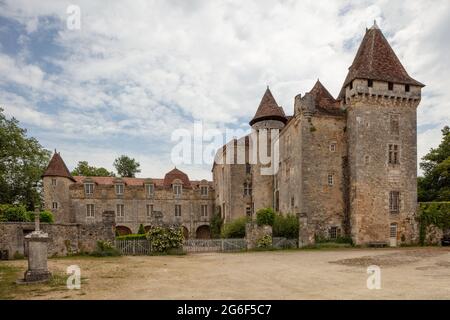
183;239;247;253
115;239;152;255
272;237;298;249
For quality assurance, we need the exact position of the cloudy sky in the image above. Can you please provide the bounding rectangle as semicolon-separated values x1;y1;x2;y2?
0;0;449;180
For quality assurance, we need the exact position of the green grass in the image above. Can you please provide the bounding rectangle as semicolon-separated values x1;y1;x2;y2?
0;264;21;299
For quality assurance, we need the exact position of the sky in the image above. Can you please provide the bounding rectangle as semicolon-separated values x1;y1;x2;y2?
0;0;449;180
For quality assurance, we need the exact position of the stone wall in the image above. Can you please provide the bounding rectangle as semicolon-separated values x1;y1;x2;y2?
245;222;272;249
0;211;115;259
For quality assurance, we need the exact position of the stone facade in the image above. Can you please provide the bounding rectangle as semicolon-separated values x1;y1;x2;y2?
213;23;424;247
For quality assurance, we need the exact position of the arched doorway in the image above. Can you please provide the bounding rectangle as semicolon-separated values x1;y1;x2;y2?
196;225;211;239
144;225;152;233
115;226;132;236
182;226;189;240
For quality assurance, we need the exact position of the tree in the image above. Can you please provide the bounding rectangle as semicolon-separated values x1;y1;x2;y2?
113;155;141;177
71;161;115;177
0;108;51;210
138;224;146;234
418;126;450;202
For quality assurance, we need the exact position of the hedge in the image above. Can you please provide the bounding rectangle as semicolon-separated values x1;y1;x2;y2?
0;204;54;223
116;234;147;240
221;216;249;238
272;213;299;239
417;202;450;245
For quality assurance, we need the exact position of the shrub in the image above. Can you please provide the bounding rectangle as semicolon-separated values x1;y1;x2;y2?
418;202;450;245
28;210;54;223
256;235;272;248
91;240;122;257
210;210;224;239
273;213;299;239
0;204;29;222
138;224;146;235
221;216;249;238
256;208;275;226
147;226;183;253
116;234;147;240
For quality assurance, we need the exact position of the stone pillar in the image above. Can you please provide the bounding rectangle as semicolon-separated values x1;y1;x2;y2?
22;210;52;283
298;213;314;247
245;222;272;250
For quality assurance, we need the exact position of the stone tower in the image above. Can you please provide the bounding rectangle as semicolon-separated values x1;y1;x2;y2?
340;22;424;246
42;151;76;223
249;87;287;213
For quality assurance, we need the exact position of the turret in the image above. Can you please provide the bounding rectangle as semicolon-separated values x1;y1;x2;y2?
42;151;75;223
342;22;424;246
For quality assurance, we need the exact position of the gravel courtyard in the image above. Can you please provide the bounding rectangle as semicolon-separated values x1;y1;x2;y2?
1;247;449;300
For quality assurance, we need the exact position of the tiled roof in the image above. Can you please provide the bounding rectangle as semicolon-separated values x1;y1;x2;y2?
163;167;191;187
249;87;287;126
339;23;424;98
42;152;75;181
308;80;343;116
73;176;165;186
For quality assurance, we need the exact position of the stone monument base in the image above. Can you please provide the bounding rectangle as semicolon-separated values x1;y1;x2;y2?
24;269;52;282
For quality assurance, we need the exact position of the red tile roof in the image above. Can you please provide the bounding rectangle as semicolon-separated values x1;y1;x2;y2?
163;167;191;187
249;87;287;126
339;23;424;98
308;80;343;116
73;176;165;186
42;152;75;181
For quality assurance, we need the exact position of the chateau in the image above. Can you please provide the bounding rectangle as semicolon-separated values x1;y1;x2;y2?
43;23;424;246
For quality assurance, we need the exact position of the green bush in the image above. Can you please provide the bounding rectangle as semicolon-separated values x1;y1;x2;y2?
116;234;147;240
28;210;54;223
147;226;183;253
273;213;299;239
256;235;272;248
418;202;450;245
221;216;249;238
210;210;224;239
138;224;146;235
256;208;275;226
91;240;122;257
0;204;29;222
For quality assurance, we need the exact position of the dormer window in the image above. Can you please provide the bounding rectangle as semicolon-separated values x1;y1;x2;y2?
173;184;182;196
115;184;124;195
200;186;208;196
405;84;410;92
388;82;394;91
368;79;373;87
84;183;94;195
146;184;154;196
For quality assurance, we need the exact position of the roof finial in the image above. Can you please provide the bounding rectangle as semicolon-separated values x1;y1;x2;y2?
372;19;379;29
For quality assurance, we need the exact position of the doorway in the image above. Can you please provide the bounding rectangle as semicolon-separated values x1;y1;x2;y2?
389;223;398;247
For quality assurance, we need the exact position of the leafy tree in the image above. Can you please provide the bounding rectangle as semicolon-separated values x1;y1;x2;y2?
221;216;249;238
256;208;275;226
0;108;51;209
273;213;299;239
113;155;141;178
71;161;115;177
418;126;450;202
210;208;224;238
138;224;146;234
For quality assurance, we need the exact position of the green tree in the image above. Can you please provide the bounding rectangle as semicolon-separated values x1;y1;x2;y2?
113;155;141;178
210;209;224;238
71;161;115;177
418;126;450;202
138;224;146;234
0;108;51;209
256;208;275;226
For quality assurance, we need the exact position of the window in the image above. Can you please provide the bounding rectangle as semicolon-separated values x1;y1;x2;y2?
245;163;251;174
146;184;154;196
390;223;398;238
388;82;394;91
244;183;252;196
116;204;124;217
405;84;410;92
329;143;336;152
175;205;182;217
364;155;370;165
173;185;182;196
146;204;153;217
201;205;208;217
389;191;400;214
291;196;295;207
246;206;252;217
52;179;57;186
329;227;338;240
115;184;124;195
84;183;94;195
388;144;399;164
200;186;208;196
390;114;399;135
328;174;334;186
368;79;373;87
52;202;58;210
86;204;95;218
349;81;353;90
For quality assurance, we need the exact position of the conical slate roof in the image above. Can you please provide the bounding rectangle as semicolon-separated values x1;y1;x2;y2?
163;167;191;187
42;152;75;181
249;87;287;126
339;22;424;98
308;80;342;116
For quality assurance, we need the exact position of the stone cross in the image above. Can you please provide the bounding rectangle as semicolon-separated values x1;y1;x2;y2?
34;208;40;232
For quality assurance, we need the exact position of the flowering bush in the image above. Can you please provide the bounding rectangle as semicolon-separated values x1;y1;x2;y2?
147;226;183;253
256;235;272;248
91;240;122;257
